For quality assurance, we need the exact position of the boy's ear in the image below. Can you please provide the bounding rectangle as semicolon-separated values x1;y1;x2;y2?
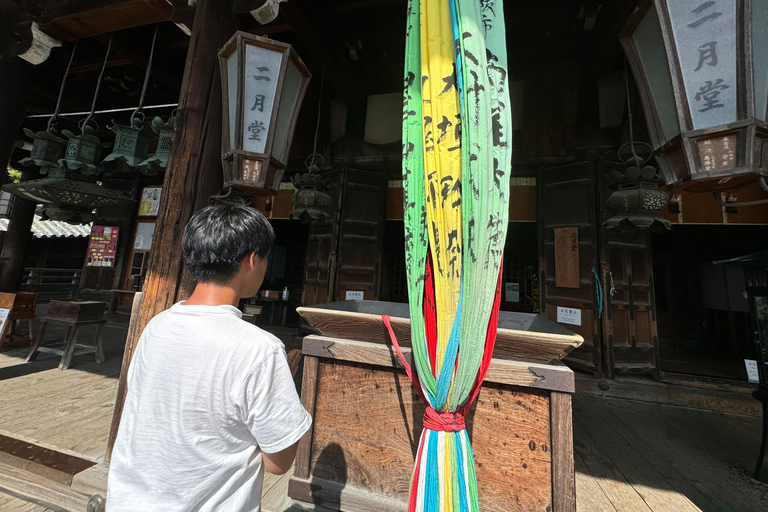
248;252;256;270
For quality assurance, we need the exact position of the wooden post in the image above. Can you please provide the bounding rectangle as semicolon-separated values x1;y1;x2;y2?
0;58;35;293
105;0;239;455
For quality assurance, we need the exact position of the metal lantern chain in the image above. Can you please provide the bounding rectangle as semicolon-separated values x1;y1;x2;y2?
58;34;114;177
82;34;113;133
47;41;78;133
131;24;159;127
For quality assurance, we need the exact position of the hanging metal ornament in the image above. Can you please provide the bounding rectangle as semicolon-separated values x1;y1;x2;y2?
603;65;671;234
137;110;175;176
102;25;159;174
19;42;78;172
59;35;113;177
289;154;332;224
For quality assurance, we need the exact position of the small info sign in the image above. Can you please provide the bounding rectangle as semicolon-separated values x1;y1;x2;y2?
505;282;520;302
745;359;760;383
557;306;582;326
346;290;364;301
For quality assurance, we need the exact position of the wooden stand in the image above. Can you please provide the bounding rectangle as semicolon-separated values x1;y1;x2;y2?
26;301;106;370
0;292;38;352
288;335;577;512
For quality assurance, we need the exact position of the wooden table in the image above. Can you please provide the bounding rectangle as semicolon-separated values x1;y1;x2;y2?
0;292;38;352
26;301;107;370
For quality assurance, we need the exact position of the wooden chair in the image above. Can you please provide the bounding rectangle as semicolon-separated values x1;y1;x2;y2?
26;300;106;370
0;292;38;352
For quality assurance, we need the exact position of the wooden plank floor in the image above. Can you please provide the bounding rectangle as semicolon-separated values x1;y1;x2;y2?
573;394;768;512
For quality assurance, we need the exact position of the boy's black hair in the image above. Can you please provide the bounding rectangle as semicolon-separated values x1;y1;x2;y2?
182;203;275;284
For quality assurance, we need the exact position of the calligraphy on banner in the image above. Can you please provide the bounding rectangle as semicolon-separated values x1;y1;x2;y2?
666;0;737;129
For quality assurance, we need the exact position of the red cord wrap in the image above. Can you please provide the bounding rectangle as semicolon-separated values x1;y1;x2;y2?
423;407;465;432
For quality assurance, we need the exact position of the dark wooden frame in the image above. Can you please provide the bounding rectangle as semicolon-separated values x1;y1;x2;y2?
289;335;577;512
217;32;311;195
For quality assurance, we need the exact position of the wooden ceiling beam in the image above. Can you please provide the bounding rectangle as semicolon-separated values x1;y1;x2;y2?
38;0;175;41
247;22;291;36
69;56;133;73
92;33;181;92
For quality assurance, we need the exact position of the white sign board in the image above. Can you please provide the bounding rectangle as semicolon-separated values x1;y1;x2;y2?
745;359;760;383
505;282;520;303
0;308;10;334
346;290;364;301
557;306;582;326
133;222;156;251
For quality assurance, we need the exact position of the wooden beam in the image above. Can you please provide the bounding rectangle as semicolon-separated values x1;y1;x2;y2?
247;23;292;36
69;56;133;74
40;0;175;41
92;33;182;92
550;392;576;512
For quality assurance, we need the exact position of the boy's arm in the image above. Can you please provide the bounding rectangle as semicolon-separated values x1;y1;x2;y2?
262;439;301;475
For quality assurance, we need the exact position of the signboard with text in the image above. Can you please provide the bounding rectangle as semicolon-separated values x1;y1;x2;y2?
86;225;119;267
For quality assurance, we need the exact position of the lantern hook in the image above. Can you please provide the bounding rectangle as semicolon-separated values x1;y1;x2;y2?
622;60;646;166
82;34;113;133
47;41;78;133
304;153;324;173
130;24;160;128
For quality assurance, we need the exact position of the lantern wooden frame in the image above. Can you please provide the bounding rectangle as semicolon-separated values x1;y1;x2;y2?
621;0;768;192
218;32;311;196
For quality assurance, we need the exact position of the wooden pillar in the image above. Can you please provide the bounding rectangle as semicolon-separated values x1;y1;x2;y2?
0;58;35;293
106;0;239;460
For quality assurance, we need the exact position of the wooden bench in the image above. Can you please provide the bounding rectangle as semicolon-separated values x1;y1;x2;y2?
0;292;38;352
26;301;106;370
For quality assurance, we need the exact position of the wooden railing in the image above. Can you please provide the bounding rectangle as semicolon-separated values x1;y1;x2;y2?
20;268;82;301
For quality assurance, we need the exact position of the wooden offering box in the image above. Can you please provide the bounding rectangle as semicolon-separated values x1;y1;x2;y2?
289;301;583;512
47;301;106;321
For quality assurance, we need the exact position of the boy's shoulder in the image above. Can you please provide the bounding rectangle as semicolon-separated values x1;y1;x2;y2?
147;304;285;354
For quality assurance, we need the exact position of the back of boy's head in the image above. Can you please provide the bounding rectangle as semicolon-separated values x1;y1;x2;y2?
182;203;275;285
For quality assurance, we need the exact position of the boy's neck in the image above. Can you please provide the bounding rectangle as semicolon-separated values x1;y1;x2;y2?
184;282;241;308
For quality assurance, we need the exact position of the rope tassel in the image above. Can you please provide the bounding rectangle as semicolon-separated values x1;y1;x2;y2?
397;0;511;509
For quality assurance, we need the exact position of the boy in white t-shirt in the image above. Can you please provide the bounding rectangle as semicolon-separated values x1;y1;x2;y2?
107;203;312;512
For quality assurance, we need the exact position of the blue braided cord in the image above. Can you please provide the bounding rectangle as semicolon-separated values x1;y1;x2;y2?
425;431;439;512
592;268;603;319
436;284;463;409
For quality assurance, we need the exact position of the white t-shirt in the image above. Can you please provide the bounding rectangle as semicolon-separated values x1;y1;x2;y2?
107;303;312;512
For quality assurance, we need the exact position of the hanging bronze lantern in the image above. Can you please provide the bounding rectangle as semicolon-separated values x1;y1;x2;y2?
59;122;106;177
101;113;157;173
604;153;672;233
137;114;175;176
289;172;332;224
18;128;67;172
218;32;311;196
